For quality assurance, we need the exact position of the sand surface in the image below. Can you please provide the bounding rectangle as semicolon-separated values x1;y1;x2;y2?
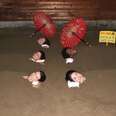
0;27;116;116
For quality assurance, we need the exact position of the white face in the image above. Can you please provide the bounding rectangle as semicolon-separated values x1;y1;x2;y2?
28;72;41;82
71;72;86;83
37;38;46;45
32;51;42;60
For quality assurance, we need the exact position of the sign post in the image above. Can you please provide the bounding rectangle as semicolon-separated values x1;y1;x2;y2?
99;31;116;46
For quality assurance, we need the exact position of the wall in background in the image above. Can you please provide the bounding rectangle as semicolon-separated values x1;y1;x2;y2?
0;0;116;21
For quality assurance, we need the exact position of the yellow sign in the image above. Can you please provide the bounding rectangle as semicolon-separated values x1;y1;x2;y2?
99;31;116;46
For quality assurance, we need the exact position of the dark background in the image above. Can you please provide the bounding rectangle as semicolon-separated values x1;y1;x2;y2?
0;0;116;21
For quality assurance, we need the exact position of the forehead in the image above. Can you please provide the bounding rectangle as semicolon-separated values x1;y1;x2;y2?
38;38;45;41
36;51;42;55
71;72;83;78
66;48;70;53
71;72;78;76
36;71;41;76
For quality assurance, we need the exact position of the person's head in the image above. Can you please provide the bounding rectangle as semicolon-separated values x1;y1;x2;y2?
37;37;50;47
66;48;77;56
61;48;76;58
65;70;76;82
61;48;71;59
28;71;46;83
61;48;76;64
37;37;46;45
32;50;46;61
65;70;86;83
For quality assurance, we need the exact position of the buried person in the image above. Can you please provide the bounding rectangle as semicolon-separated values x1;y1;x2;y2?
61;47;77;64
22;71;46;88
29;50;46;64
37;37;51;48
65;70;86;88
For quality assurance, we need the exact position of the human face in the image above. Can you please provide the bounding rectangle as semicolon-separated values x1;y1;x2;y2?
28;72;41;82
37;38;46;45
71;72;85;83
66;48;77;56
32;51;42;60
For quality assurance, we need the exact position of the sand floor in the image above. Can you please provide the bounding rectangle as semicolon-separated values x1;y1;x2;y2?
0;27;116;116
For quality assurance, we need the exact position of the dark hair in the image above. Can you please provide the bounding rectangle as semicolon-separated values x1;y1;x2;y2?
38;71;46;82
61;48;71;59
39;50;46;60
65;70;76;82
43;38;51;46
